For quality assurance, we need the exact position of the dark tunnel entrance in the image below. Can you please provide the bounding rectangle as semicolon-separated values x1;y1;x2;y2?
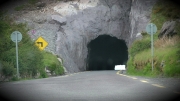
87;35;128;71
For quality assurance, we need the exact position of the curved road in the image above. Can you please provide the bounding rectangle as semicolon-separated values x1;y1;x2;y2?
0;71;180;101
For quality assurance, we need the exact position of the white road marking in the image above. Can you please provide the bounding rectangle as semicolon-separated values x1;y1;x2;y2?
118;74;123;76
140;80;149;83
125;75;131;78
152;84;165;88
116;71;137;80
132;77;137;80
61;75;69;77
116;71;121;75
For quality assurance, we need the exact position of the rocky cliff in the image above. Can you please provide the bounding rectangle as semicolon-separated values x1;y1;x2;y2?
129;0;157;43
1;0;157;73
54;0;132;72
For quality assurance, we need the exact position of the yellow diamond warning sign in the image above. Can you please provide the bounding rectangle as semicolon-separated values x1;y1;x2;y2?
35;37;48;50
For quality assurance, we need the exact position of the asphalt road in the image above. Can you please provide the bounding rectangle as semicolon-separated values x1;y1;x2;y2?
0;70;180;101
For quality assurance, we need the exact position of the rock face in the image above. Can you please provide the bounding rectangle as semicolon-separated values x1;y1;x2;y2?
54;0;132;72
129;0;157;45
158;21;177;38
2;0;157;73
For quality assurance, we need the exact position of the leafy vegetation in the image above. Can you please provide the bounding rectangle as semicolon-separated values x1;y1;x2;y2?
42;51;64;76
0;13;64;81
129;36;151;58
127;0;180;77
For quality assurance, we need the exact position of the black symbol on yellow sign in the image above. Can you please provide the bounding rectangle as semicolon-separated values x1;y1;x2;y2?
35;37;48;50
37;42;43;47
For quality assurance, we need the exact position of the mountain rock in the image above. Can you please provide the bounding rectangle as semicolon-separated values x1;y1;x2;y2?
158;21;177;38
129;0;157;45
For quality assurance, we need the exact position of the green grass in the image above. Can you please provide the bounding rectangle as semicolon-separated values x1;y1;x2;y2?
41;51;64;76
129;35;151;58
128;43;180;77
135;46;179;75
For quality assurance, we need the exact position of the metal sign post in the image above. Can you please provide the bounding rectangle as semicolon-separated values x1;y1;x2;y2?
146;23;157;72
15;33;19;79
11;31;22;79
151;24;154;71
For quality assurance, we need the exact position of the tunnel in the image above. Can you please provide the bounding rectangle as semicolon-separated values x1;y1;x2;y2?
86;35;128;71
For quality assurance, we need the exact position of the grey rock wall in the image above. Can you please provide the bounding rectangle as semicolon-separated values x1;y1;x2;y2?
55;0;132;72
129;0;157;46
158;21;177;38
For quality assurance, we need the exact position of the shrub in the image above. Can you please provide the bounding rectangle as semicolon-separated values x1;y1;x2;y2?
11;76;19;81
129;38;151;58
48;62;64;75
0;15;45;79
48;62;57;75
0;42;44;78
42;51;64;76
141;31;148;37
1;61;16;80
142;63;151;75
39;69;48;78
127;56;136;74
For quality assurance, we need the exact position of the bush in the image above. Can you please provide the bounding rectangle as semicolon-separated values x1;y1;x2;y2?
127;56;136;74
42;51;64;76
129;38;151;58
142;63;152;75
1;61;16;80
0;43;44;78
141;31;148;37
11;76;19;81
0;15;45;79
18;44;43;78
39;69;48;78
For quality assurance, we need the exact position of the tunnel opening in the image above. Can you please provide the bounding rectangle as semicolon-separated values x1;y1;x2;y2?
86;35;128;71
